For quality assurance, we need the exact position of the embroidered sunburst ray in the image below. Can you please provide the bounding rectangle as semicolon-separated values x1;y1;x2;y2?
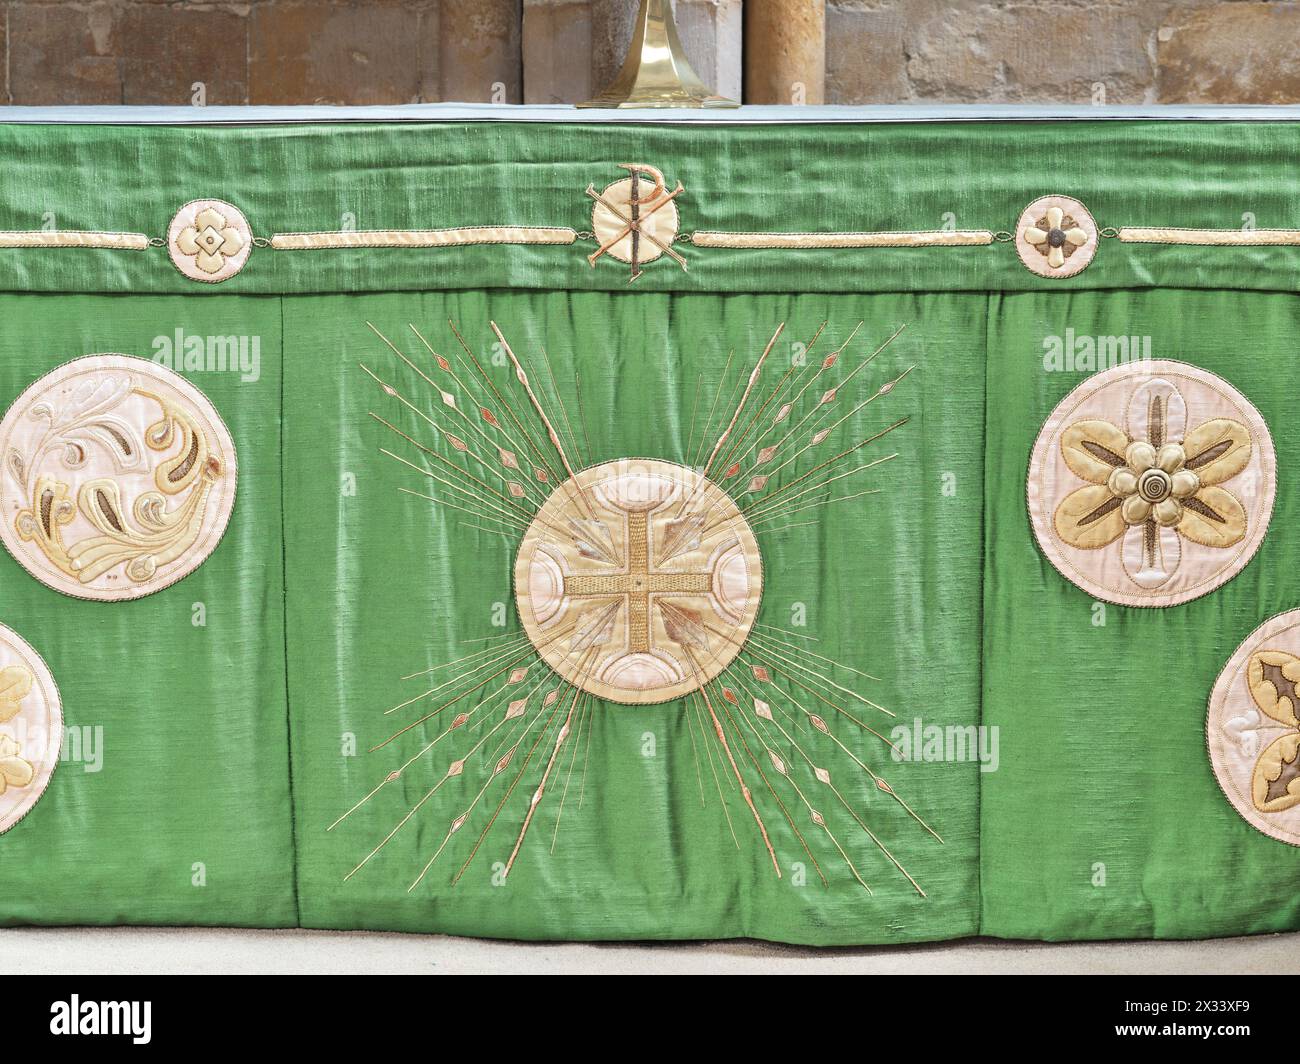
332;315;940;896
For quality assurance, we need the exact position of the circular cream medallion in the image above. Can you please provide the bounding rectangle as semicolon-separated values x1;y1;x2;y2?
0;354;238;601
166;199;253;283
1015;195;1098;278
515;458;762;705
1208;609;1300;845
590;166;680;267
1028;360;1274;608
0;623;62;835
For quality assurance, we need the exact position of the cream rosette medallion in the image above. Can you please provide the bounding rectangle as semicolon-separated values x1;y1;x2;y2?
1208;609;1300;845
0;354;238;601
0;623;63;835
1015;195;1098;279
1028;360;1274;607
515;458;762;705
166;199;253;283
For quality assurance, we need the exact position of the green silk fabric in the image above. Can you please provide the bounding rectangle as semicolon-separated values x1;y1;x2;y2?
0;118;1297;945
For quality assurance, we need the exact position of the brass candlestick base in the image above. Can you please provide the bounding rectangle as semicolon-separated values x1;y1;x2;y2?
578;0;739;109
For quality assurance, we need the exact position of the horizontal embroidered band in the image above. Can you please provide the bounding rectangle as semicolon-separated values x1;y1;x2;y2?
0;231;151;250
1116;227;1300;246
692;230;994;249
269;226;578;250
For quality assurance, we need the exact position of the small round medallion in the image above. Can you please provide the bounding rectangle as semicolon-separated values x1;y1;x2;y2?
515;458;761;705
166;199;253;283
1015;195;1098;278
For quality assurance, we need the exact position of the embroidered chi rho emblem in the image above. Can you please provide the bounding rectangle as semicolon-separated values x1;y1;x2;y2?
586;163;686;282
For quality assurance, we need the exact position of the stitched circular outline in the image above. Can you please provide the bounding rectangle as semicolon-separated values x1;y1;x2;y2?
513;455;762;706
0;353;240;603
0;621;63;837
166;198;254;284
590;177;681;267
1207;608;1300;847
1014;194;1099;279
1026;359;1276;608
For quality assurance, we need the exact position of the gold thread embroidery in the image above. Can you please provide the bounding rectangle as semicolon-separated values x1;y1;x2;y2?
270;226;578;250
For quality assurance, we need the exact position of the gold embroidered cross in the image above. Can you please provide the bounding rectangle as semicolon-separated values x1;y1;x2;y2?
564;511;711;653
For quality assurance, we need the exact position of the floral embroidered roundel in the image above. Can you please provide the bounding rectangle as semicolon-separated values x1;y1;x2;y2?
0;622;62;836
1208;609;1300;845
1028;360;1275;608
0;354;238;601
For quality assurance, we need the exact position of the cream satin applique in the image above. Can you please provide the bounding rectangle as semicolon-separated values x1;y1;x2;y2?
1209;611;1300;846
1028;359;1275;608
0;624;62;835
0;354;238;601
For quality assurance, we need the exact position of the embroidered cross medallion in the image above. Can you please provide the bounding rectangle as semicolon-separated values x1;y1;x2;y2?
515;458;761;704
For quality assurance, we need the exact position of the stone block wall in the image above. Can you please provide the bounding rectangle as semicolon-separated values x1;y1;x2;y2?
2;0;1296;106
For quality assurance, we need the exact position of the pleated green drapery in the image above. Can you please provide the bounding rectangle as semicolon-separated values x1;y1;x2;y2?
0;117;1297;945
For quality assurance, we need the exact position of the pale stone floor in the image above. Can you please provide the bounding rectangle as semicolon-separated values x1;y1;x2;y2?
5;927;1298;974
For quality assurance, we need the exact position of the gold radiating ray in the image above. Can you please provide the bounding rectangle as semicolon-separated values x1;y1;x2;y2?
740;418;909;522
490;320;601;524
731;324;906;491
336;670;556;877
691;690;740;848
447;319;560;484
378;446;531;532
503;675;587;879
397;488;520;538
448;649;599;887
406;683;564;891
749;625;882;684
684;646;780;877
709;681;830;888
735;649;942;845
409;323;557;496
744;366;916;497
364;352;552;514
550;693;592;853
712;321;826;481
363;364;541;515
729;320;863;473
373;322;554;505
721;665;923;896
699;322;784;485
747;488;883;528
